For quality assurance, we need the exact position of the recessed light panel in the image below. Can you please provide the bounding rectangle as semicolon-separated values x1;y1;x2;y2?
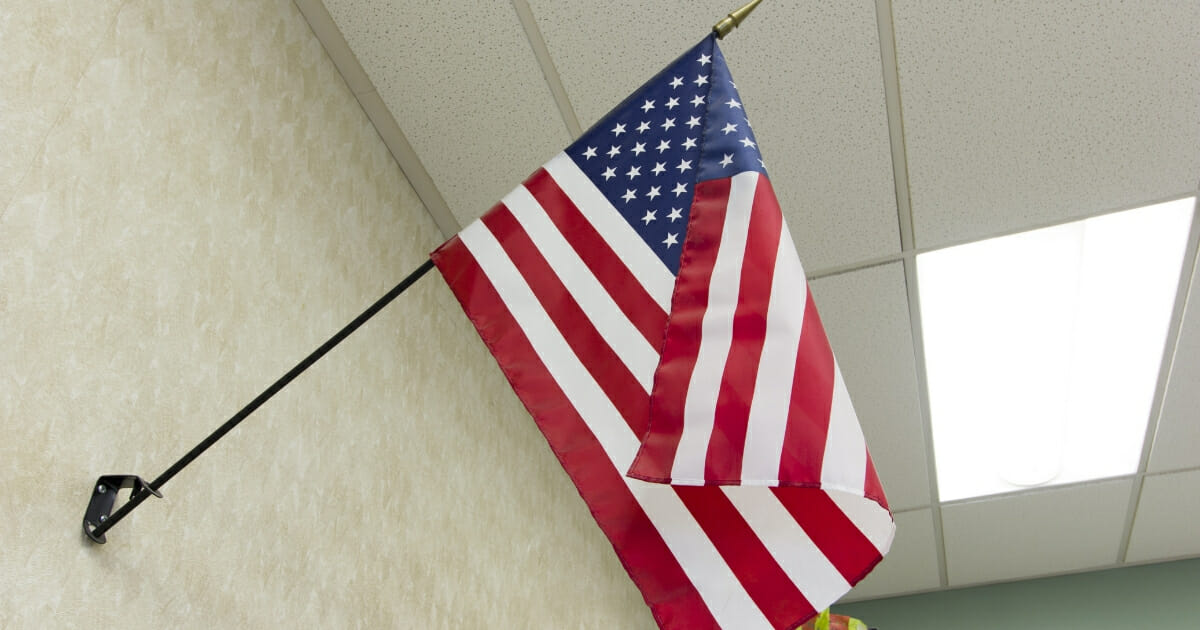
918;198;1194;501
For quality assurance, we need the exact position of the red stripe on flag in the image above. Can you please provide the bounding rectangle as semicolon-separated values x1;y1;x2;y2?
631;177;733;483
431;236;721;630
771;488;884;585
477;201;831;627
705;175;784;483
480;204;650;433
864;451;889;511
676;487;817;629
776;288;835;484
486;187;824;628
524;168;669;350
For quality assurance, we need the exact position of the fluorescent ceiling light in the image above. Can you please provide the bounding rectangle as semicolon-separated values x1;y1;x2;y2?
918;198;1194;502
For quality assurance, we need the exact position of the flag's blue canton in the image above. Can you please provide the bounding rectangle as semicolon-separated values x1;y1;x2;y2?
566;35;766;276
697;41;765;184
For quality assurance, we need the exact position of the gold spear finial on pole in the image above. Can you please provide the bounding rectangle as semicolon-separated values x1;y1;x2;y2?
713;0;764;39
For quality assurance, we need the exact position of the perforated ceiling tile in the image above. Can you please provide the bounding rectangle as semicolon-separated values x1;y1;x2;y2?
810;263;930;511
941;479;1132;587
1149;242;1200;472
530;1;901;270
841;509;940;602
893;1;1200;248
1126;469;1200;564
527;0;730;129
321;0;569;225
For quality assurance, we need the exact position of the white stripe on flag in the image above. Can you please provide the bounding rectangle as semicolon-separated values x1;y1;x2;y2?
740;222;808;483
672;171;760;484
544;153;675;310
723;487;852;610
819;364;868;494
458;220;774;630
502;184;658;393
827;490;896;556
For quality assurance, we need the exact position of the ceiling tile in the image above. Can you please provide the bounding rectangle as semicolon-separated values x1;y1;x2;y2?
321;0;570;225
530;1;900;270
941;479;1132;587
811;263;930;511
1126;469;1200;564
893;1;1200;248
841;509;940;602
1150;243;1200;472
527;0;730;129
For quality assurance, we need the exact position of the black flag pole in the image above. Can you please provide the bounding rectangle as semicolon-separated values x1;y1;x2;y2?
82;0;766;546
82;259;435;543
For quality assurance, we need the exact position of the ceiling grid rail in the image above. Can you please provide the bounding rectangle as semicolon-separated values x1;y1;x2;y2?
872;0;950;589
511;0;583;141
1116;194;1200;564
807;192;1197;282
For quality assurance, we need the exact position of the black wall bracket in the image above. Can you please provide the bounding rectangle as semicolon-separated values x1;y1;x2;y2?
83;475;161;544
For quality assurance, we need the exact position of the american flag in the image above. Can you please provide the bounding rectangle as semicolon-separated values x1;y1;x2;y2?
432;34;893;629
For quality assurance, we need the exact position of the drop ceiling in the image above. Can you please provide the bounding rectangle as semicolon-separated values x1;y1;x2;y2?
293;0;1200;602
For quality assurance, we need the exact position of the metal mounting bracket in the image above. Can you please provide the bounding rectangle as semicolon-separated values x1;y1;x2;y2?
83;475;161;544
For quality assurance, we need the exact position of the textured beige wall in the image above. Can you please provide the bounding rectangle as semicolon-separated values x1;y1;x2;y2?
0;0;651;627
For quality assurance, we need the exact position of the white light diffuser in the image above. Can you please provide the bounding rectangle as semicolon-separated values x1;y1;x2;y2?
918;198;1194;501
